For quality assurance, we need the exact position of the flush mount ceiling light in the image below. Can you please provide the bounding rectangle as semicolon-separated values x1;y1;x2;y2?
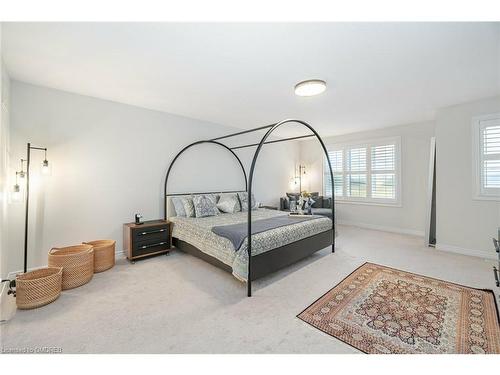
294;79;327;97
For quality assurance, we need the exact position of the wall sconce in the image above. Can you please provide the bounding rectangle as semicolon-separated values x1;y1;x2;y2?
17;159;26;179
12;143;51;273
293;164;307;192
41;150;51;176
11;173;22;203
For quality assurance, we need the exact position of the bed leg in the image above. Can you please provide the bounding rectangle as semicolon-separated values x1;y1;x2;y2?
247;280;252;297
332;243;335;253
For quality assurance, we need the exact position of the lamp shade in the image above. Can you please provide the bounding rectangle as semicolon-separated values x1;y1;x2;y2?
41;159;51;176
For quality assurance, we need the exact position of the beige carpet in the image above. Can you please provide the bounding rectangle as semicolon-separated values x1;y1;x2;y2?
1;226;498;353
298;263;500;354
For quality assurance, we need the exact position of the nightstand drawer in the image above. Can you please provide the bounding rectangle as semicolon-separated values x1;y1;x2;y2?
132;241;170;257
132;226;169;244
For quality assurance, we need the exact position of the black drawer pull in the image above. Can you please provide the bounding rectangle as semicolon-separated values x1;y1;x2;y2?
140;242;167;249
139;229;166;236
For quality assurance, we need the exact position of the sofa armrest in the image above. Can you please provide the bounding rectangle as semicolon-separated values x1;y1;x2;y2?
280;197;287;210
323;197;332;208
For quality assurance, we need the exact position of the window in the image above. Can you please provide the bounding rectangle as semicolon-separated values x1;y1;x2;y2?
323;137;401;205
473;114;500;200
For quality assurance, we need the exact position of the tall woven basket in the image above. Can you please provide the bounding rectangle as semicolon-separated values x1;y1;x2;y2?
16;267;63;310
48;245;94;290
83;240;115;273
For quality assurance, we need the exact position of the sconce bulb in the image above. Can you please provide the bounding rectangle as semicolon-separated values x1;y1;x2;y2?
41;159;50;175
12;184;21;203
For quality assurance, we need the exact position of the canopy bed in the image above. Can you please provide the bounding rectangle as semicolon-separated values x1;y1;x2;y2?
164;119;335;297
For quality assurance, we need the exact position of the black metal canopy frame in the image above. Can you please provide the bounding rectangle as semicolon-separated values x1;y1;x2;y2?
164;119;335;297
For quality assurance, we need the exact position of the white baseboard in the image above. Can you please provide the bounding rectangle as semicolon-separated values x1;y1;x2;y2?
339;220;425;237
436;243;496;260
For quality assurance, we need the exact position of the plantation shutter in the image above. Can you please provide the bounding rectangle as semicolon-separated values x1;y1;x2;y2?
324;150;343;197
347;147;367;198
482;121;500;190
371;144;396;199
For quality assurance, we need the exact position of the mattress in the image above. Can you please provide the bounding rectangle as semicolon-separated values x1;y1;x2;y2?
170;208;332;281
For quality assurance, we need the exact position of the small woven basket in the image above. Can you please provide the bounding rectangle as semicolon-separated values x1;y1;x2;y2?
16;267;63;310
48;245;94;290
83;240;115;273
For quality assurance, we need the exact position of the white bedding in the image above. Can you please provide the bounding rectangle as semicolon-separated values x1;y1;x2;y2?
170;208;332;281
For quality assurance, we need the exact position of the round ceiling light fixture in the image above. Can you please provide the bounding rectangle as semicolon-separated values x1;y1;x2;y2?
294;79;326;97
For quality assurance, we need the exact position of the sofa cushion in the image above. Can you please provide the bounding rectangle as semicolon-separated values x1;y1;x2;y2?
311;196;323;208
281;197;290;210
311;207;333;218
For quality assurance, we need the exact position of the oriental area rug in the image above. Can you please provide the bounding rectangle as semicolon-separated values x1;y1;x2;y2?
298;263;500;354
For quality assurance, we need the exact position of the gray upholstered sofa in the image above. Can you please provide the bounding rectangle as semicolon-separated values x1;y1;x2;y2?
279;192;333;218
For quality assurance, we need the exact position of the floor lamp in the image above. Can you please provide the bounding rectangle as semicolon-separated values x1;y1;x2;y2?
12;143;51;273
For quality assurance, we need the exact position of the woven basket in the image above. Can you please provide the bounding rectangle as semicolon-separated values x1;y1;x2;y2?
16;267;63;310
83;240;115;273
48;245;94;290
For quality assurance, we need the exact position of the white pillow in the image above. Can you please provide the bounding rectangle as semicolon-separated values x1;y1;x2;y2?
171;197;186;217
181;196;195;217
217;193;240;213
238;192;257;211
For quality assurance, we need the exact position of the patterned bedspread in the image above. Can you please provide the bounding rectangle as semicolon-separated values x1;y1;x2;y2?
170;208;332;281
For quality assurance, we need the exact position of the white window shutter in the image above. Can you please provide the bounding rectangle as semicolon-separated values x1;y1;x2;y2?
371;144;396;199
482;123;500;189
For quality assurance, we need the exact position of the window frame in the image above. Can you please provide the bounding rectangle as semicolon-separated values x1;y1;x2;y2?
323;136;402;207
472;113;500;201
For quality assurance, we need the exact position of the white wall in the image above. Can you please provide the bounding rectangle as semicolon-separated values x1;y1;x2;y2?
1;24;12;280
6;81;299;274
435;96;500;258
300;121;435;236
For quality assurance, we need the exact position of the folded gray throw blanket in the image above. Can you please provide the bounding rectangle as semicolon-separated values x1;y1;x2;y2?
212;214;323;250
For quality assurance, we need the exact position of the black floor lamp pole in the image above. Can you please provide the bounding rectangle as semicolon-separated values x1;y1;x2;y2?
22;142;49;274
23;143;31;273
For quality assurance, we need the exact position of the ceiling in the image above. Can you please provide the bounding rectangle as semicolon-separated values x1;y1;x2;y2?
3;22;500;137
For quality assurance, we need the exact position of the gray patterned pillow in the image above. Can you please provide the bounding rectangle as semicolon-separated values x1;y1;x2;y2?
181;196;195;217
237;192;257;211
171;197;186;217
217;193;240;213
193;194;219;218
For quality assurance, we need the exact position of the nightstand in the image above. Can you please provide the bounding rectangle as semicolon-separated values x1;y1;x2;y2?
123;220;172;262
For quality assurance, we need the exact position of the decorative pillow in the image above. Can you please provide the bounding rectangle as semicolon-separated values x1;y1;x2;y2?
181;196;195;218
311;195;323;208
285;192;300;209
238;192;257;211
193;194;219;218
283;197;290;210
217;193;240;213
309;192;320;208
201;194;218;206
171;197;187;217
323;197;332;208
